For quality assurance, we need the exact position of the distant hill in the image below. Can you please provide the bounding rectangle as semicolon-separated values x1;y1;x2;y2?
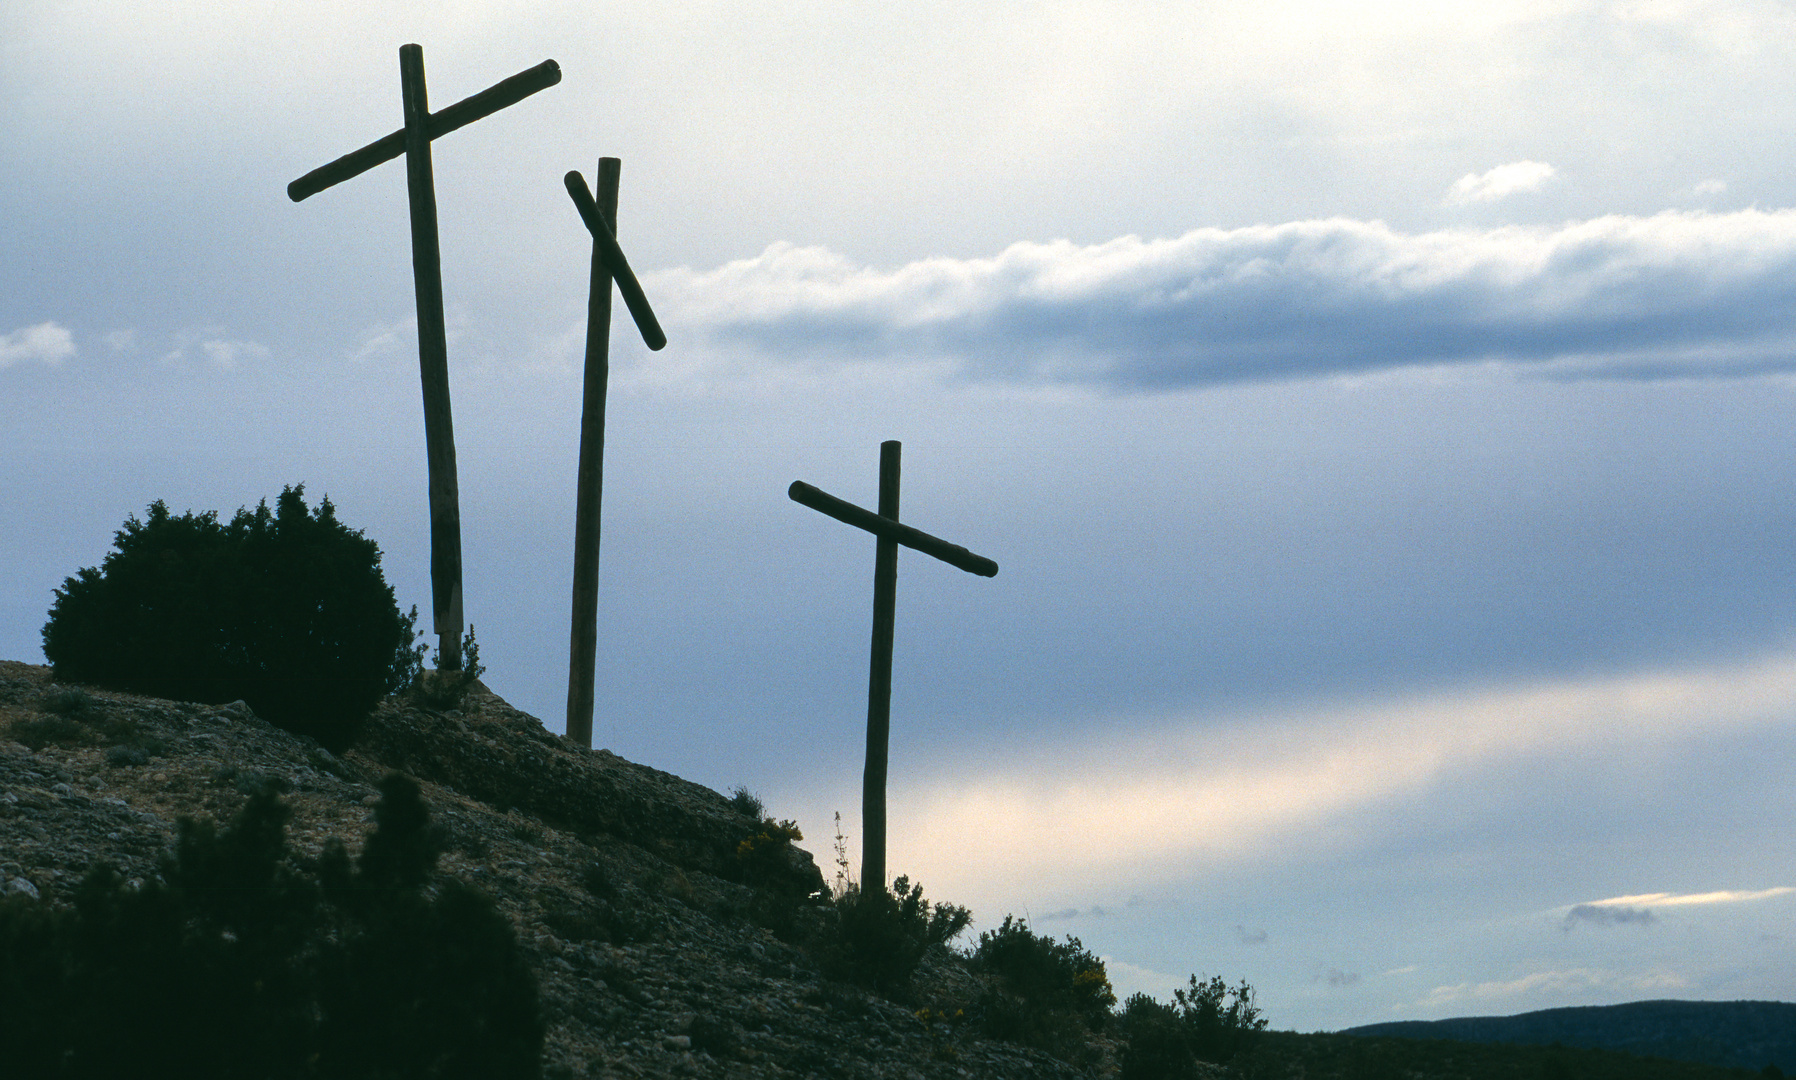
1343;999;1796;1074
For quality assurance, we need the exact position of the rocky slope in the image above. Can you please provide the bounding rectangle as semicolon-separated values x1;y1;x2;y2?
0;659;1099;1080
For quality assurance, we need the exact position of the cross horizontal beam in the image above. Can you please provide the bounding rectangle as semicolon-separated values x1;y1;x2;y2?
287;58;562;202
788;480;998;577
564;171;667;351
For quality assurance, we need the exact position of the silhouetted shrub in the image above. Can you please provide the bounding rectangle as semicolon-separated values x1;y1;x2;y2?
970;915;1115;1056
1120;973;1266;1077
820;875;970;994
727;785;766;818
735;814;805;887
409;625;486;709
0;773;542;1079
42;486;425;751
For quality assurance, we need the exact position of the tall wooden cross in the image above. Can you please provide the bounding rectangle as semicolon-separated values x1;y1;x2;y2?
790;441;998;893
287;44;561;669
562;158;666;748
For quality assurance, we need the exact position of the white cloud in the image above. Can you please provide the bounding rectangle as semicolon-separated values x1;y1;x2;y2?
199;338;270;370
1694;178;1728;197
351;316;415;363
1444;161;1557;205
160;326;269;370
892;649;1796;897
1413;967;1687;1010
654;208;1796;390
1578;887;1796;909
0;322;75;368
1105;958;1184;1004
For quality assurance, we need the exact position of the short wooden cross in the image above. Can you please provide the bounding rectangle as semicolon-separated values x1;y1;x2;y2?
562;157;666;749
287;44;561;669
790;441;998;894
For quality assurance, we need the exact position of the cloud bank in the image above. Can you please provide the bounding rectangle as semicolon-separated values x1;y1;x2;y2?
655;209;1796;390
894;650;1796;895
1414;967;1688;1011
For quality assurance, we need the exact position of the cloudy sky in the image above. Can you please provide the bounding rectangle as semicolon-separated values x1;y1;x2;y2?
8;0;1796;1032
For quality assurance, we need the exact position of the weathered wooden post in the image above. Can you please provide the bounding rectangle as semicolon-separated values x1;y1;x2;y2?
288;45;560;669
562;159;666;748
790;441;998;893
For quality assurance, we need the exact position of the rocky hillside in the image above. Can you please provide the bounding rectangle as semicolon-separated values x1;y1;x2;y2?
0;659;1100;1080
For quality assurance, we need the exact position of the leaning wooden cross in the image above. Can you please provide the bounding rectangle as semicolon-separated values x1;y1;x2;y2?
287;44;561;669
562;158;666;748
790;441;998;894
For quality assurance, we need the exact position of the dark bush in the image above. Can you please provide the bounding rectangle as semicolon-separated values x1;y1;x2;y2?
42;486;425;751
734;814;805;888
727;786;765;819
970;916;1115;1055
7;713;94;750
38;686;99;717
0;773;542;1080
1120;974;1266;1077
820;875;970;994
409;625;486;710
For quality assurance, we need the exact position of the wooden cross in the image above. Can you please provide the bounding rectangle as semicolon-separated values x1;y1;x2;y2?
562;158;666;748
790;441;998;893
287;44;561;669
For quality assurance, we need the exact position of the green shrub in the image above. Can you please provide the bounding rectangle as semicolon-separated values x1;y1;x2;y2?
820;875;970;994
735;814;805;888
727;786;765;818
1120;974;1267;1077
315;777;541;1078
409;625;485;709
7;713;95;750
0;773;542;1079
970;916;1115;1055
38;686;99;718
42;486;424;751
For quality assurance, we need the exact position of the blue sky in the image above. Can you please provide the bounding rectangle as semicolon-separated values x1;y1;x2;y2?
7;0;1796;1032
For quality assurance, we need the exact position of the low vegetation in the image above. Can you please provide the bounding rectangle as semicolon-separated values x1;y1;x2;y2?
41;487;426;751
0;773;542;1079
819;875;972;994
1120;975;1265;1077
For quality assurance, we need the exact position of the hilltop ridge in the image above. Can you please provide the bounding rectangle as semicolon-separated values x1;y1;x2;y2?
1343;999;1796;1074
0;659;1101;1079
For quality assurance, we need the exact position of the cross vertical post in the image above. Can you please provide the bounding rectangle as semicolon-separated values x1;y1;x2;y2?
789;443;998;895
560;161;666;748
399;43;464;671
288;44;562;671
564;158;620;748
863;441;901;894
